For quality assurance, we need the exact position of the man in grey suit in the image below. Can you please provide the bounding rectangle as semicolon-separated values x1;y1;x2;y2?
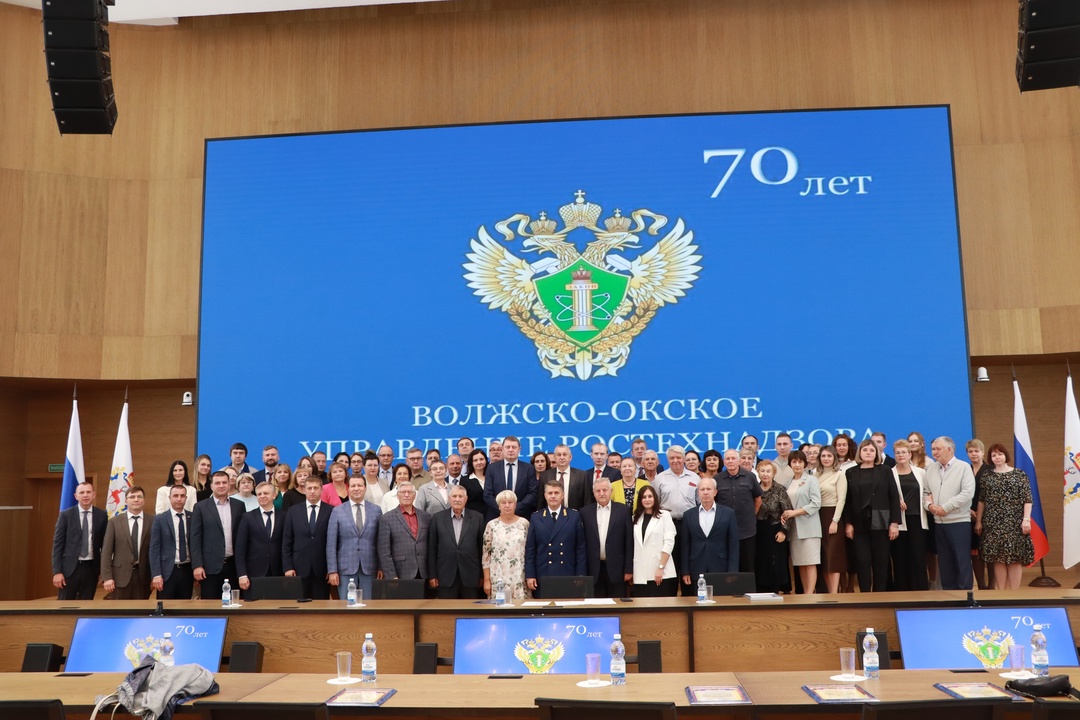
377;481;430;582
327;476;382;600
540;444;592;510
101;484;153;600
150;485;194;600
52;481;108;600
427;485;484;599
190;470;246;600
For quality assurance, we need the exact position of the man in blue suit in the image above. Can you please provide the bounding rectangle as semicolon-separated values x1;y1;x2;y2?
149;485;194;600
326;475;382;600
51;481;108;600
483;435;538;520
190;471;246;600
680;477;740;584
236;482;284;595
525;480;586;598
283;475;333;599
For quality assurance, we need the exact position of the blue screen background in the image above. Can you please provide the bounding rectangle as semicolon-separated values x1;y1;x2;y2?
453;616;621;674
65;617;229;672
199;107;970;462
896;607;1079;669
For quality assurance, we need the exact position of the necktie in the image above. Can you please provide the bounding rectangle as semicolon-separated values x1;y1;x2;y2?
507;463;515;492
264;511;273;537
309;505;317;534
177;513;187;562
559;471;565;487
131;516;139;558
354;503;364;534
81;510;91;558
596;469;602;481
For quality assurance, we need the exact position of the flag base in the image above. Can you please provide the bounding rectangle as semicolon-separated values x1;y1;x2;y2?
1029;575;1061;587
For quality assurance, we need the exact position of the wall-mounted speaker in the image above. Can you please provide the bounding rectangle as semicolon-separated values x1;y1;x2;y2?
42;0;117;134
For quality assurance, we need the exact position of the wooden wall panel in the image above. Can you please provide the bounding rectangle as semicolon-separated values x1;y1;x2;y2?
0;0;1078;376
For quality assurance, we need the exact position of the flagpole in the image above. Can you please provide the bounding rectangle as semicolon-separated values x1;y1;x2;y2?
1014;369;1060;587
1066;360;1080;589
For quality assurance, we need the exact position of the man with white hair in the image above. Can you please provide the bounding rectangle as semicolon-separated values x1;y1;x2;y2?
922;436;976;590
715;449;762;574
652;445;699;594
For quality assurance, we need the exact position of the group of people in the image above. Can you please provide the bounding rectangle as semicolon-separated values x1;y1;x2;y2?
51;430;1035;601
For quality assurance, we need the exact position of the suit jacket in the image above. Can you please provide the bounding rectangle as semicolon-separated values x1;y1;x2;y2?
459;475;487;517
415;482;452;515
579;502;634;583
680;505;740;577
252;468;272;486
326;500;381;576
541;467;593;510
190;496;246;574
377;506;431;580
842;464;902;533
282;500;332;578
149;509;192;581
426;508;484;587
52;505;108;577
525;506;586;579
236;506;284;579
632;512;677;584
101;511;153;588
483;460;538;520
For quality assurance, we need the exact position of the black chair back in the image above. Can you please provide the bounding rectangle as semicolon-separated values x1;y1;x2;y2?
702;572;756;595
855;630;892;670
1033;697;1080;720
536;698;676;720
198;702;329;720
539;576;594;599
371;578;425;599
632;639;663;673
246;576;304;601
0;700;65;720
862;699;1008;720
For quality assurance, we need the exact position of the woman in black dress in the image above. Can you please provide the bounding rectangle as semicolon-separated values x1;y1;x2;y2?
754;460;792;594
843;440;901;592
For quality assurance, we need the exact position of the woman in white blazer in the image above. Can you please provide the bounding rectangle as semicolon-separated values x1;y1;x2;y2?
632;485;678;597
890;439;929;590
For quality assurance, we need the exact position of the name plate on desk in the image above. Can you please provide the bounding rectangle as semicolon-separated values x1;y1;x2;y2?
802;684;878;703
686;686;751;705
328;688;396;706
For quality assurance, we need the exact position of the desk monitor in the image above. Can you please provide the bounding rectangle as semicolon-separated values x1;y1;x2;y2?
896;607;1079;669
66;617;229;672
453;616;620;675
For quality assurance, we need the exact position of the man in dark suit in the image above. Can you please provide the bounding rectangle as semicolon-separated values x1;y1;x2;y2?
525;480;586;598
191;470;245;599
52;481;108;600
483;435;538;520
427;485;485;598
588;442;622;486
101;484;153;600
236;481;284;595
251;445;280;486
540;444;593;510
579;477;634;598
680;477;740;584
283;475;333;599
871;432;897;468
377;481;431;581
150;485;194;600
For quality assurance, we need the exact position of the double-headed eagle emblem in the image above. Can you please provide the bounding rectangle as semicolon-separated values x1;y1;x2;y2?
961;626;1014;668
464;191;702;380
514;634;565;674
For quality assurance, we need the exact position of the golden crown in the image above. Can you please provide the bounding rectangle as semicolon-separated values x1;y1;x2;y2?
559;190;602;230
529;211;557;236
604;208;631;232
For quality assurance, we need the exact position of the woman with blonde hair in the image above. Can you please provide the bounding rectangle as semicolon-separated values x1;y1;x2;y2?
815;445;847;593
890;439;929;590
483;489;532;600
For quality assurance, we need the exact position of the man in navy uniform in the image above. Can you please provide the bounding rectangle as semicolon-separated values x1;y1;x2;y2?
525;480;586;598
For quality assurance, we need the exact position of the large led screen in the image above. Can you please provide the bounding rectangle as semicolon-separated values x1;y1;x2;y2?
453;616;621;674
66;617;228;672
199;107;970;461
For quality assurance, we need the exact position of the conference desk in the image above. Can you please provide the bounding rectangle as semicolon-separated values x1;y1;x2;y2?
4;589;1080;674
3;669;1069;719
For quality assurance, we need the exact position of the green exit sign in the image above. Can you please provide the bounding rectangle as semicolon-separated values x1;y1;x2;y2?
48;463;64;473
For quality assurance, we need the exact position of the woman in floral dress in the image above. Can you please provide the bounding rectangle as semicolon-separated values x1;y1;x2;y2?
482;490;532;600
975;443;1034;590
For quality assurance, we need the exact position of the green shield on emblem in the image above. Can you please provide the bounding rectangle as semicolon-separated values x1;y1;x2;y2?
534;260;630;347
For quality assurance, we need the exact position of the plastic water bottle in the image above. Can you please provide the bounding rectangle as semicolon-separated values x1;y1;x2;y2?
697;574;707;603
221;579;231;607
1031;624;1049;677
494;578;506;606
361;633;377;682
862;628;879;679
159;632;175;667
347;578;358;607
610;633;626;685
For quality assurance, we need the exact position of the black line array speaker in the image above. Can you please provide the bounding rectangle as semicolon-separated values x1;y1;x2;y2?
228;642;265;673
21;643;65;673
1017;0;1080;91
42;0;117;134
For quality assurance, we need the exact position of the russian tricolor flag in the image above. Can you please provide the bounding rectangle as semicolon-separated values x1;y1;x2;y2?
60;397;85;513
1014;379;1049;564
